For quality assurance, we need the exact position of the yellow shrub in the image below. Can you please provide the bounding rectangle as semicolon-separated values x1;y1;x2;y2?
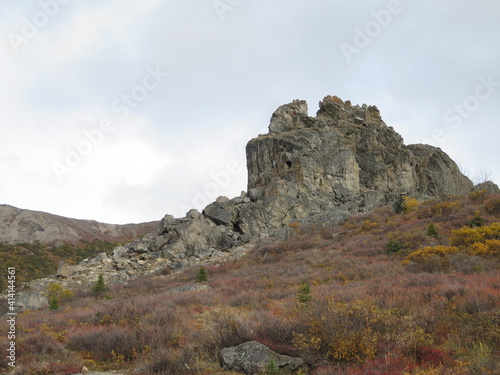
45;282;74;302
358;220;380;233
450;222;500;248
430;201;462;216
470;239;500;257
405;246;459;262
293;298;386;363
402;196;419;214
468;189;489;202
403;246;458;271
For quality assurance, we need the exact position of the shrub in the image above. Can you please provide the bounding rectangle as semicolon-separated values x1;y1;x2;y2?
402;197;419;214
297;282;312;303
66;325;138;362
45;283;74;310
426;224;439;238
468;213;484;228
293;298;389;363
142;349;194;375
429;201;462;217
385;238;404;254
468;189;489;202
92;274;107;296
264;357;279;375
196;266;208;282
403;246;459;272
469;239;500;257
485;198;500;215
450;222;500;249
416;346;456;367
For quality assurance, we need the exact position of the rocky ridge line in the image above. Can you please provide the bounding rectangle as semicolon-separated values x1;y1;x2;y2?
0;204;158;245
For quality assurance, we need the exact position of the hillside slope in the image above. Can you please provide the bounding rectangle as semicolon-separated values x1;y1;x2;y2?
1;192;498;375
0;204;158;245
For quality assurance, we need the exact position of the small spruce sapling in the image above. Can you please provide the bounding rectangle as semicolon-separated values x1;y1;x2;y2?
196;266;208;282
92;274;107;296
264;357;279;375
468;213;483;228
49;297;59;311
427;223;440;238
297;282;312;303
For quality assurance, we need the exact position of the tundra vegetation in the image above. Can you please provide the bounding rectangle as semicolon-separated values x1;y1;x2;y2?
0;192;499;375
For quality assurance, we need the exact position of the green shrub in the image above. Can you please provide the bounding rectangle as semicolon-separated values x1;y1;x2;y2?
427;223;439;238
297;282;312;303
468;214;484;228
385;238;403;254
92;274;107;296
196;266;208;282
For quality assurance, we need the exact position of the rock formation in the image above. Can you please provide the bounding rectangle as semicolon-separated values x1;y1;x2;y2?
9;95;498;307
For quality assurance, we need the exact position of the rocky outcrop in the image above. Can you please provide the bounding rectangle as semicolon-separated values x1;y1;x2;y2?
475;181;500;194
13;95;494;301
0;205;157;245
408;144;474;197
240;96;475;236
220;341;306;375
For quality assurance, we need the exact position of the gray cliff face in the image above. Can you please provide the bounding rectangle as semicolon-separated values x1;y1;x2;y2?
408;144;474;196
12;95;496;306
242;95;474;235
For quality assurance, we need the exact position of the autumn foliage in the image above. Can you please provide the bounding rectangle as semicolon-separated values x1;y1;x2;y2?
0;193;499;374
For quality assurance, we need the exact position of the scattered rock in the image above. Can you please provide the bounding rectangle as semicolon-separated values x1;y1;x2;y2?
220;341;306;375
172;284;213;292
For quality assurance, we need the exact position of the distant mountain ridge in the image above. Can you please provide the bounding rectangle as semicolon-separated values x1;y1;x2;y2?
0;204;158;245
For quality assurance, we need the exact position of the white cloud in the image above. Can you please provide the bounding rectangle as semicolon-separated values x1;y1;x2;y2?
1;0;499;224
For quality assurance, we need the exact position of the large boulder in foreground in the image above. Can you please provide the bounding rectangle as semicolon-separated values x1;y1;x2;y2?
220;341;306;375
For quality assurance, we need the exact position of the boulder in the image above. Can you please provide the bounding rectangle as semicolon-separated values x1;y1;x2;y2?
186;209;202;220
220;341;306;375
56;261;74;279
112;246;129;258
203;200;238;227
16;290;48;311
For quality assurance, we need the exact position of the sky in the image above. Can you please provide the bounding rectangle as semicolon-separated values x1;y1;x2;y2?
0;0;499;224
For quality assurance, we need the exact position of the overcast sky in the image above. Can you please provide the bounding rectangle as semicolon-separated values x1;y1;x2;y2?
1;0;499;224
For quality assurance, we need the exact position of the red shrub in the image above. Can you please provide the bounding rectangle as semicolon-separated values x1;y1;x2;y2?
50;363;84;375
416;346;456;367
66;325;139;362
